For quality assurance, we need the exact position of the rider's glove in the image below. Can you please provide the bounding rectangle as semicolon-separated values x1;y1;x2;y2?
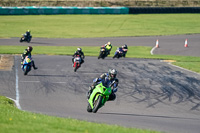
93;78;99;83
113;88;118;93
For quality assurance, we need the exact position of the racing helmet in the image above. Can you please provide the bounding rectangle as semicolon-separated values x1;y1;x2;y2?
27;46;33;52
107;42;111;46
77;47;82;52
108;69;117;80
27;30;31;32
122;44;127;49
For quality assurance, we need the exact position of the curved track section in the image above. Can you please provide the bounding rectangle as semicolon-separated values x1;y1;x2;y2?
0;34;200;57
0;35;200;133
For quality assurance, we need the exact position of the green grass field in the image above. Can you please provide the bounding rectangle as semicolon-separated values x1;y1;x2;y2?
0;14;200;133
0;14;200;38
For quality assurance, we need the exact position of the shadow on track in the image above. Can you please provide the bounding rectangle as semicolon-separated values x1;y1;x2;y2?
28;74;66;77
117;61;200;111
99;112;200;121
30;42;53;45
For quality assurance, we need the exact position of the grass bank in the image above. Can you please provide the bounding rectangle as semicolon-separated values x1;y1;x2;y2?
0;96;159;133
0;14;200;38
1;45;200;73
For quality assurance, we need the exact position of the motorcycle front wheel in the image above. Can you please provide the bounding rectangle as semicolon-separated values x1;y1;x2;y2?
87;103;92;112
73;63;77;72
20;38;23;42
24;66;30;75
92;95;103;113
113;53;118;59
98;52;102;59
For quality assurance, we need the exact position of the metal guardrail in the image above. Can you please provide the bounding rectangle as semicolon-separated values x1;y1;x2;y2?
0;7;129;15
0;6;200;15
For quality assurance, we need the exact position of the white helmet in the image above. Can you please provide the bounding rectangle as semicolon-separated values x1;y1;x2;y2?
107;42;111;46
108;69;117;79
77;47;82;52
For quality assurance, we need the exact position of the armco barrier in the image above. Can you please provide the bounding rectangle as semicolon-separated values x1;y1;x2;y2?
1;7;200;15
0;7;129;15
129;7;200;14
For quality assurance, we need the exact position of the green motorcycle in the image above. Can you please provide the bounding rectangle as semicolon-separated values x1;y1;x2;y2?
87;82;112;113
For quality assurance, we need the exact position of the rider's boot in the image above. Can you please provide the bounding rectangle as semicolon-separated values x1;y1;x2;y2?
72;58;74;67
32;61;38;70
21;62;23;68
81;60;84;65
72;58;74;63
33;66;38;70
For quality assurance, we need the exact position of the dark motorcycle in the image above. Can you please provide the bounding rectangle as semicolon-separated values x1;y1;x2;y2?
73;55;82;72
113;47;127;59
20;34;32;43
98;47;108;59
22;56;32;75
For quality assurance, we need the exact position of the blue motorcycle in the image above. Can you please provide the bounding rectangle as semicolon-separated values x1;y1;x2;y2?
22;56;32;75
113;47;128;59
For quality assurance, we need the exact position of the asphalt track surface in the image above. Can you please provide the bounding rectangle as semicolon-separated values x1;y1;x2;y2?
0;35;200;133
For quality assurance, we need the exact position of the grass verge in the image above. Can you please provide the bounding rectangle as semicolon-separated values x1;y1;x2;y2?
0;96;159;133
0;14;200;38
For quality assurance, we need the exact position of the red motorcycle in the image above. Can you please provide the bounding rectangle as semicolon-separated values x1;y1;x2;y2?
73;55;82;72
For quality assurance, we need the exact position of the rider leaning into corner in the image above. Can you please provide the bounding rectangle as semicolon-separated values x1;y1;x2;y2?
120;44;128;57
102;42;112;55
87;69;119;101
26;30;31;37
23;29;31;38
21;46;38;70
72;47;85;65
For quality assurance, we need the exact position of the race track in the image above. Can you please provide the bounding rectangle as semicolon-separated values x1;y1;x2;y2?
0;35;200;133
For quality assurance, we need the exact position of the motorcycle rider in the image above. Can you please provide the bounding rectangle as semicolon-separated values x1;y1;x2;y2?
87;69;119;101
72;48;85;65
121;44;128;57
102;42;112;55
21;46;37;70
113;44;128;59
26;30;31;37
23;30;31;39
21;30;32;42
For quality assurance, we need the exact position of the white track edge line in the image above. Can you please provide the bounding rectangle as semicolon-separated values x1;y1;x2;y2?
15;56;21;110
167;62;200;76
150;46;156;55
